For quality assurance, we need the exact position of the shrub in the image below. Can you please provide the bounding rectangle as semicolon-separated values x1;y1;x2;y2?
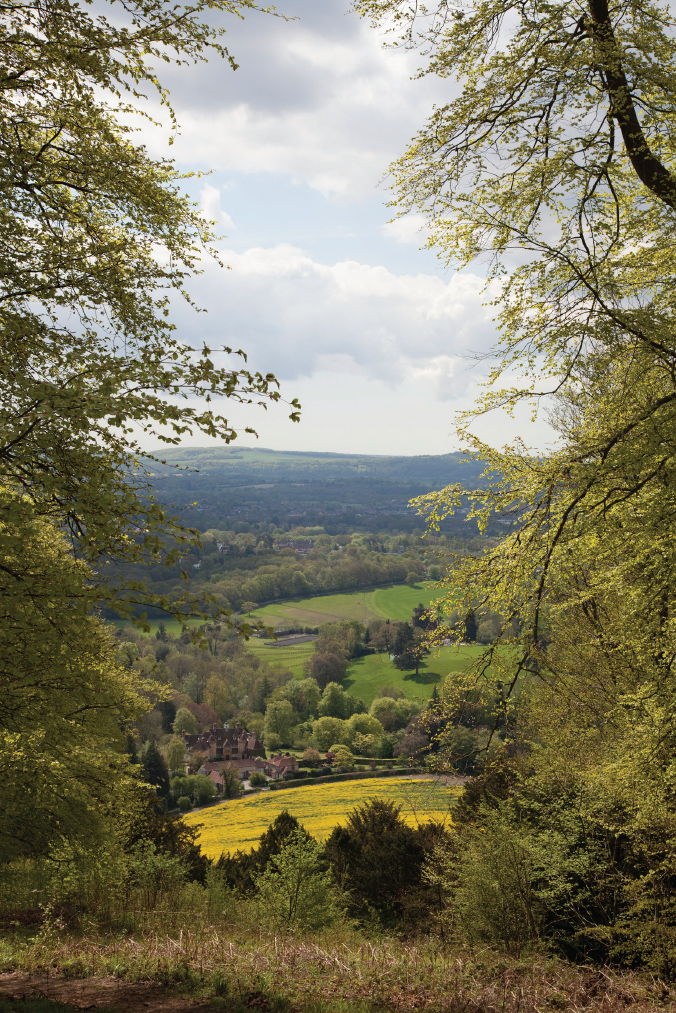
249;770;267;788
177;795;192;811
254;828;339;932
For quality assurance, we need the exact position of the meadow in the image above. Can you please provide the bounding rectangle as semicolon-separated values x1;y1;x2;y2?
344;643;485;705
184;777;458;858
249;581;445;629
244;636;316;677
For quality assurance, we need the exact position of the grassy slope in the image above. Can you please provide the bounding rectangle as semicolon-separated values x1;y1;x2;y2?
248;581;445;629
344;644;485;706
184;777;458;857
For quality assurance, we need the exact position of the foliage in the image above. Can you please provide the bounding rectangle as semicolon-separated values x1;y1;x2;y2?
308;652;348;689
357;0;676;969
165;737;186;775
249;770;267;787
222;767;245;799
0;502;152;863
139;741;170;798
317;682;364;720
264;699;296;747
214;810;310;894
173;708;197;735
0;0;300;628
392;623;429;677
312;716;347;751
324;798;447;930
253;828;338;932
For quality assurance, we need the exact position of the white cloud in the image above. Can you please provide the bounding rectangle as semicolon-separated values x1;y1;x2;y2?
200;184;235;229
171;243;497;398
140;2;451;197
382;214;429;245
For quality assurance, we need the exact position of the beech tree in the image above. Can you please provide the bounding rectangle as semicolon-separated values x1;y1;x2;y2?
0;0;298;627
358;1;676;949
358;0;676;698
0;498;153;862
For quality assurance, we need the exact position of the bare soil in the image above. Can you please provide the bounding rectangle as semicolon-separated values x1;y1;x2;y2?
0;973;222;1012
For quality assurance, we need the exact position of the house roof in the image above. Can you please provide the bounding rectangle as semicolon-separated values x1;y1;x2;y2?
183;724;264;753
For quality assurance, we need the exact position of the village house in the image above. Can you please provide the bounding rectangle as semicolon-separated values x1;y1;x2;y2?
263;753;300;779
183;723;264;762
200;757;266;789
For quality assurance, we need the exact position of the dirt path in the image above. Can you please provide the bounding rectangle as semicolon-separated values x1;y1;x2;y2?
0;972;225;1012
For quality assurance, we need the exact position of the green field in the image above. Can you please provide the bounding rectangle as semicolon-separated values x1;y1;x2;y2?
111;582;446;641
184;777;459;858
248;581;446;630
110;617;204;638
344;644;484;706
244;637;316;677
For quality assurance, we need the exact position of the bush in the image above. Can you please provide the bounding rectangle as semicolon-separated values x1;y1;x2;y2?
177;795;191;811
254;828;339;932
249;770;267;788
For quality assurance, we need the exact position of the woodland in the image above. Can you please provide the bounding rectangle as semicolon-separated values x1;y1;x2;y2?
3;0;676;1009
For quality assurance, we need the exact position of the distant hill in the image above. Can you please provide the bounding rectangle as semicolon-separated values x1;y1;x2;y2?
142;446;488;535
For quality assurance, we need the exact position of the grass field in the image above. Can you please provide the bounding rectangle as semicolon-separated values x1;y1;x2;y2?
110;582;446;641
184;777;459;858
344;644;485;706
244;637;316;677
248;581;445;630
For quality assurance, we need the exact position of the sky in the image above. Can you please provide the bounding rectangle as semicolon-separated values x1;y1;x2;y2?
139;0;548;457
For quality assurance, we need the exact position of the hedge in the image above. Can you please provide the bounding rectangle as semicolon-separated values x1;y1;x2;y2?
267;768;425;791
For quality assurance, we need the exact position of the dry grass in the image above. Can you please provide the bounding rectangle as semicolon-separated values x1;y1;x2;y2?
1;920;673;1013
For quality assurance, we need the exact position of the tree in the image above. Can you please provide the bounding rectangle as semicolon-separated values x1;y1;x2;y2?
173;707;197;736
317;682;364;720
324;799;431;928
215;811;310;894
249;770;267;788
254;828;338;932
463;611;477;644
0;503;151;863
344;713;385;748
162;737;183;773
192;774;217;805
222;766;244;798
0;0;299;630
369;696;420;732
139;741;170;798
263;699;296;747
329;745;355;766
312;716;348;752
352;733;379;757
358;0;676;690
274;678;321;722
357;0;676;961
370;621;397;653
392;624;429;677
412;603;435;630
308;652;348;689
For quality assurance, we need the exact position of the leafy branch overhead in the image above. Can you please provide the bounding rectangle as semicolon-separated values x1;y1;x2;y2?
0;0;299;628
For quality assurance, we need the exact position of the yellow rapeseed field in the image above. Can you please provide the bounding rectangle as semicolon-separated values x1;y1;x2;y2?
184;777;458;859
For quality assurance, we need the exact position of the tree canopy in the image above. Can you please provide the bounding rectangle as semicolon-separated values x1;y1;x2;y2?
358;0;676;702
1;0;299;628
357;3;676;951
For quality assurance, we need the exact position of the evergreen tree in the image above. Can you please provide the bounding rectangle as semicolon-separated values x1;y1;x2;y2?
140;741;170;798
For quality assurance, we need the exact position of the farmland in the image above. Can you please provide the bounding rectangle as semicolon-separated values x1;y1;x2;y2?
184;777;458;858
